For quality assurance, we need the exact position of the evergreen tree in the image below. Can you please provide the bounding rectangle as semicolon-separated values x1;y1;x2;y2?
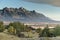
54;25;60;36
39;25;56;37
0;21;5;32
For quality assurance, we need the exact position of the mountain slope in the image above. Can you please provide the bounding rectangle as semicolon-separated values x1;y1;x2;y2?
0;7;57;23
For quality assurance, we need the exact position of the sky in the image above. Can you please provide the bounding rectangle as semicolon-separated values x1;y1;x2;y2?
0;0;60;21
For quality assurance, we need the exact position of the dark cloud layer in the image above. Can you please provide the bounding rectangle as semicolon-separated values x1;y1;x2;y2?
24;0;60;7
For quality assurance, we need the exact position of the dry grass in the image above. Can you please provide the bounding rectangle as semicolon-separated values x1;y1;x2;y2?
0;32;20;40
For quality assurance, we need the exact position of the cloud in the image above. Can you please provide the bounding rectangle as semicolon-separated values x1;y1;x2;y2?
24;0;60;7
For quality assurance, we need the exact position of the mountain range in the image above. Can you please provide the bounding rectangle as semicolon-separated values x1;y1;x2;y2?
0;7;59;23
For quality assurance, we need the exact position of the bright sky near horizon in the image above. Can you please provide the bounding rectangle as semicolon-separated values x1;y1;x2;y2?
0;0;60;21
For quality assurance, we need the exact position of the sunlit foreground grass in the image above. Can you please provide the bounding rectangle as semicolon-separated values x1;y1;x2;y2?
18;37;60;40
0;32;20;40
0;32;60;40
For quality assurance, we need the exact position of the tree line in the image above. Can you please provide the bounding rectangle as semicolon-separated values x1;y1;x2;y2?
0;21;60;37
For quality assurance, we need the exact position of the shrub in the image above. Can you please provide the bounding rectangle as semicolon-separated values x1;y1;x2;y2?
8;26;16;35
